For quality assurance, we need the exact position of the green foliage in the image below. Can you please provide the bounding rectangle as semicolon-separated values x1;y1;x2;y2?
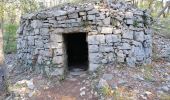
133;20;139;27
59;75;66;82
3;24;18;54
152;17;170;38
100;86;113;96
19;0;39;14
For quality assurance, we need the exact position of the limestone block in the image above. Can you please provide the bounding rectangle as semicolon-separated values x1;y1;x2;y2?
66;19;76;23
89;53;102;64
49;20;57;24
68;13;79;18
52;56;64;64
126;57;136;67
113;29;121;34
144;48;152;58
49;42;63;49
144;34;152;40
34;29;39;35
87;15;96;20
52;10;67;17
50;34;63;43
88;9;99;14
125;12;133;18
126;19;133;25
37;56;43;64
100;45;113;52
88;31;98;35
122;30;133;39
40;28;49;35
40;50;52;57
105;35;113;43
143;40;152;48
96;35;105;44
107;53;116;62
89;45;99;53
134;31;145;42
56;16;67;20
144;29;152;35
27;36;34;46
89;63;99;71
31;20;43;28
145;58;151;64
134;10;143;15
50;68;64;76
79;12;86;16
103;17;111;25
101;27;113;34
112;35;121;43
85;5;94;11
117;50;125;62
105;34;121;44
82;16;87;20
132;41;143;47
58;20;65;24
54;48;63;56
96;14;105;20
71;23;80;27
88;35;99;45
119;43;131;50
76;18;81;23
54;28;64;33
101;58;108;64
35;40;44;48
133;46;145;61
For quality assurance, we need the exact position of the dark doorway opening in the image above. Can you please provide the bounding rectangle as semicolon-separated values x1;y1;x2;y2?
63;33;88;71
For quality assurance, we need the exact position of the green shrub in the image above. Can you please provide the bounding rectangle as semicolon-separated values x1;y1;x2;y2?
3;23;18;54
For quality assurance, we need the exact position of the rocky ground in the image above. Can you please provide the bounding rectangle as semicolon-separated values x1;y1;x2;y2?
2;34;170;100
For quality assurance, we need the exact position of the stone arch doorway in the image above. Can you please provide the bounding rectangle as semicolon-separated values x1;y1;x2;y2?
63;33;89;71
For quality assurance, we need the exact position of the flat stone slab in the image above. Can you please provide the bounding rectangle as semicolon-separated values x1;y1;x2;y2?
70;68;85;76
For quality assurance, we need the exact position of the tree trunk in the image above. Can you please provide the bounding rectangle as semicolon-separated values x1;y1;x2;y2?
0;0;7;98
157;1;170;17
0;24;4;65
0;1;4;65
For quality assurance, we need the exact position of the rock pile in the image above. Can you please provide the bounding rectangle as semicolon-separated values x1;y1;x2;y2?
153;34;170;61
17;1;152;76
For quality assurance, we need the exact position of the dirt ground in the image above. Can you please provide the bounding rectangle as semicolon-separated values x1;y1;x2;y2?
4;54;170;100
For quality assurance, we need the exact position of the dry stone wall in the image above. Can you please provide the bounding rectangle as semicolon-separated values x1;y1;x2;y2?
17;1;153;76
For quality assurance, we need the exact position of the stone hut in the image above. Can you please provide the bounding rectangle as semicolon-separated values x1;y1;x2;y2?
17;1;152;76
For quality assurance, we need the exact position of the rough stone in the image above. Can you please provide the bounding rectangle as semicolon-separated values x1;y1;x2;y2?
113;29;121;34
101;27;113;34
88;35;99;45
52;56;63;64
31;20;43;28
89;45;99;53
17;1;152;76
68;13;79;18
96;35;105;44
89;53;102;64
134;31;145;42
103;17;111;25
122;30;133;39
102;74;113;80
87;15;95;20
50;68;64;76
89;63;99;71
98;78;109;89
